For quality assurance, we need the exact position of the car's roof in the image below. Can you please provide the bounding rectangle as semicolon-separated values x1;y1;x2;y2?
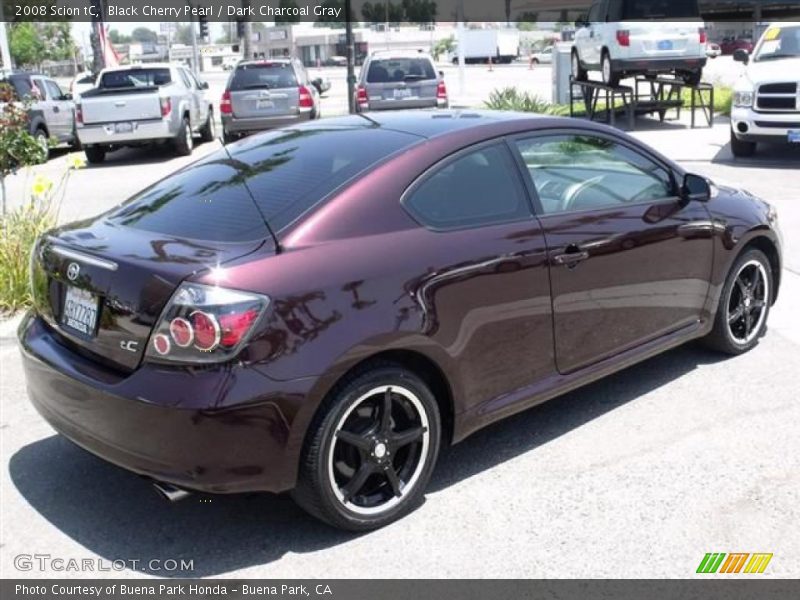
238;59;293;67
101;63;176;73
296;109;552;139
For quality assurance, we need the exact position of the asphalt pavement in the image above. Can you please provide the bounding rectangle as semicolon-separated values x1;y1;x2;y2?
1;61;798;579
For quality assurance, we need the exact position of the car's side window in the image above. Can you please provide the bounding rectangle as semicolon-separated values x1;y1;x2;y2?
514;134;675;216
45;80;63;100
32;78;47;99
403;143;531;231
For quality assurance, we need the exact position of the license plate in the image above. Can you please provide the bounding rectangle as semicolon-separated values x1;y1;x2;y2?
256;100;274;109
62;286;99;337
657;40;674;51
114;122;133;133
393;88;412;99
789;130;800;143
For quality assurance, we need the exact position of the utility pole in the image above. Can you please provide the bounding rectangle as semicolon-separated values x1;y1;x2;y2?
345;0;356;114
457;0;466;97
0;20;12;74
90;0;105;74
188;3;201;74
242;0;253;59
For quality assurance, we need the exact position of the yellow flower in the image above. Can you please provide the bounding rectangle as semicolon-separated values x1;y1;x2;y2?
31;176;53;198
67;153;86;170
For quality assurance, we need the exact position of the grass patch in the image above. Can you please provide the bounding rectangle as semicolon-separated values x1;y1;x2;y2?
485;87;571;116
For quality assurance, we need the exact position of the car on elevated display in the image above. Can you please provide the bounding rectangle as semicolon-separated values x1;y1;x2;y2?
572;0;707;86
730;22;800;157
20;110;782;531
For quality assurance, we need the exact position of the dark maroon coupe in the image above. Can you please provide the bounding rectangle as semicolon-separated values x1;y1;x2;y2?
19;111;782;530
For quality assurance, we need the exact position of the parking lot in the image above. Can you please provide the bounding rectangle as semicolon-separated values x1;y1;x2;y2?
1;61;799;578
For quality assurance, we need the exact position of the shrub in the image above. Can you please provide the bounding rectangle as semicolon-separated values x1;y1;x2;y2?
0;155;85;312
485;87;570;116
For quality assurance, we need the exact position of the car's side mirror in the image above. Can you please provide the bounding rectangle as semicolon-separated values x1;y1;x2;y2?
63;93;73;101
439;70;445;78
733;49;749;64
575;15;587;28
682;173;711;202
200;81;209;89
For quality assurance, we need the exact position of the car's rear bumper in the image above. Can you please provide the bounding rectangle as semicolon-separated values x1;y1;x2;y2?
731;106;800;143
221;110;312;134
18;314;307;494
612;56;707;73
77;119;174;146
366;98;441;111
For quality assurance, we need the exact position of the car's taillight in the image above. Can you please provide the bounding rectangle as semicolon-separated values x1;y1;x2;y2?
75;103;83;124
699;28;707;44
220;89;232;114
160;97;171;117
356;85;368;107
298;85;314;108
437;80;448;100
146;283;269;364
616;30;630;47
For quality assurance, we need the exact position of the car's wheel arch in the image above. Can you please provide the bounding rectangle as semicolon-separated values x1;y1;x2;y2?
283;341;458;489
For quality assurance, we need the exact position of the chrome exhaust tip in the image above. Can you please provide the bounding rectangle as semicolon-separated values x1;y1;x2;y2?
152;481;192;503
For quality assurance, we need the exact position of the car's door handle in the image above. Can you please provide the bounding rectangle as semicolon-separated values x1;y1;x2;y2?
53;106;59;113
552;248;590;266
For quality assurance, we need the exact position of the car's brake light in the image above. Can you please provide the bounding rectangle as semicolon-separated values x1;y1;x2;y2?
220;90;232;115
146;283;269;364
616;30;630;47
699;28;707;44
437;80;448;100
75;103;83;124
160;97;172;117
298;85;314;108
356;85;368;107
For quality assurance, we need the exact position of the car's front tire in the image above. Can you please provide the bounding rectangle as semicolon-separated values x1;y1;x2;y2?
601;51;621;87
704;248;772;355
571;50;587;81
730;129;756;157
292;362;441;531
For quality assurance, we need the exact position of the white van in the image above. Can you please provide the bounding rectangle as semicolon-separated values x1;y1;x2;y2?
572;0;707;86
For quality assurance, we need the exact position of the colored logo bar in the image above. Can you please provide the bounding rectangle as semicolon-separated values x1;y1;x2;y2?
697;553;773;574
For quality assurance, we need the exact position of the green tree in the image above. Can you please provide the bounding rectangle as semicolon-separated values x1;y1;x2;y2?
275;0;301;24
173;24;194;46
9;23;45;68
315;0;345;28
432;35;455;60
131;27;158;44
402;0;437;23
108;29;132;45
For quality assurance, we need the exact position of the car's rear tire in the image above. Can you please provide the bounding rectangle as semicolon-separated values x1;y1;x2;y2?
681;69;703;86
730;129;756;157
601;51;620;87
571;50;587;81
174;116;193;156
703;248;772;355
199;109;215;143
222;130;237;145
84;145;106;164
292;362;441;531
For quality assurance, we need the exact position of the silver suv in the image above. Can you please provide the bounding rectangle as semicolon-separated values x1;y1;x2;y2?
356;51;448;112
220;59;321;144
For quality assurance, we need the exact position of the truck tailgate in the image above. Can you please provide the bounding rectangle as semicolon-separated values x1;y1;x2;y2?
81;89;162;124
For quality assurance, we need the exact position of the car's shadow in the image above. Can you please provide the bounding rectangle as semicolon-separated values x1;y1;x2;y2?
9;342;725;577
712;140;800;168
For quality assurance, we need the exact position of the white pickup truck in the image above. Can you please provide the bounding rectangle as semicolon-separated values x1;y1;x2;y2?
76;63;215;163
730;23;800;157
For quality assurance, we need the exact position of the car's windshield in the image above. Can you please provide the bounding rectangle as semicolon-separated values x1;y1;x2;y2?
99;68;171;89
230;63;297;91
366;58;436;83
754;25;800;61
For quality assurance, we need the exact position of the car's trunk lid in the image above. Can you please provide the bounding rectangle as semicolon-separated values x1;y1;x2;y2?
32;219;271;372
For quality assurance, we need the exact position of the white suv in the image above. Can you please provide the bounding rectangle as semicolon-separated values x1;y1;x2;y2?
572;0;707;87
730;22;800;157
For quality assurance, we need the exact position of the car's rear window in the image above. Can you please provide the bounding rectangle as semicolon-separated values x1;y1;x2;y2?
230;63;298;91
108;127;420;240
99;68;171;89
615;0;700;19
106;158;270;242
230;127;421;232
366;58;437;83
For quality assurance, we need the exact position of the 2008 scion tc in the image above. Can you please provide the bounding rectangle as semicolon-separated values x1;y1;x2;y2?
20;111;782;530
